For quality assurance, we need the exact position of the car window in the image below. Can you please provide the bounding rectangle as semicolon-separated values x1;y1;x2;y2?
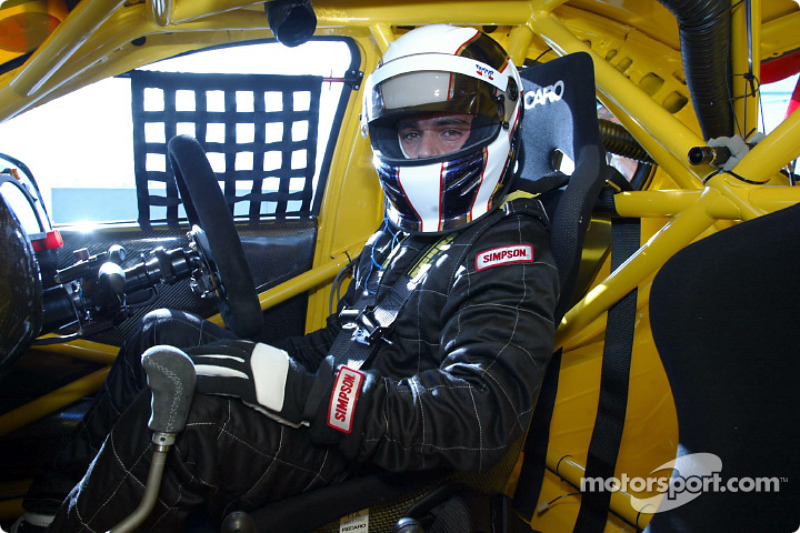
0;39;354;225
761;73;799;133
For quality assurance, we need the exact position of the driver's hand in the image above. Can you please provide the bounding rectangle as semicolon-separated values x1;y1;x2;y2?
186;339;314;428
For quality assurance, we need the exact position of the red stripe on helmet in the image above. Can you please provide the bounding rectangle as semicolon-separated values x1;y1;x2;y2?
438;162;446;231
454;28;480;55
468;146;490;221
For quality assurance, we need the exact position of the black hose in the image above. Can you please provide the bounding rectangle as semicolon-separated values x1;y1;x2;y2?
599;119;652;162
657;0;734;140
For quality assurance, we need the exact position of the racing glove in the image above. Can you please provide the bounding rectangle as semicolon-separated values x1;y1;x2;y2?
186;339;315;428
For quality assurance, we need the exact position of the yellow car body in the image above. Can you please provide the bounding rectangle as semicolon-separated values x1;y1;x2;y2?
0;1;798;531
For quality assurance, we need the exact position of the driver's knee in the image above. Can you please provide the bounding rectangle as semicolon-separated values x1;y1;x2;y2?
103;309;238;410
126;308;237;355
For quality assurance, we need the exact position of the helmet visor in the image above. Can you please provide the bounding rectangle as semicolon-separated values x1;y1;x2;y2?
367;71;502;163
367;70;502;123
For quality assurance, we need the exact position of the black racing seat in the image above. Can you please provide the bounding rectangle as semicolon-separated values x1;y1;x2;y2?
217;51;608;533
646;203;800;532
516;51;608;324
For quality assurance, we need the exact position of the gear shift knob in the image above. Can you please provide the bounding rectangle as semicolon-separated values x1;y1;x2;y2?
141;345;197;438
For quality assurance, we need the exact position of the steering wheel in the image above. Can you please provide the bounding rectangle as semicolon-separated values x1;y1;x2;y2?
0;194;43;378
167;135;264;339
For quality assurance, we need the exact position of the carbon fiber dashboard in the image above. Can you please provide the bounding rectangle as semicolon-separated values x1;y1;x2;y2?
54;218;318;347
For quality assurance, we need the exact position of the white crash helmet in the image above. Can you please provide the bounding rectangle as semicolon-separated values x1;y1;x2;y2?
362;24;523;233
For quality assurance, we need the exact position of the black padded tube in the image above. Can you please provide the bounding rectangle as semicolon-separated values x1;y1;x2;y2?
658;0;734;140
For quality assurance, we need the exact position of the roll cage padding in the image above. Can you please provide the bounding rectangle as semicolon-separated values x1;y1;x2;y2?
649;202;800;531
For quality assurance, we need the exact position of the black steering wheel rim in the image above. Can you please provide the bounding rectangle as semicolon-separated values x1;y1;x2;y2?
167;135;263;339
0;194;43;378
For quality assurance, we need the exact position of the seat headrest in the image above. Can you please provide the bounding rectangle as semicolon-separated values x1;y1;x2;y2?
517;51;603;185
516;52;607;322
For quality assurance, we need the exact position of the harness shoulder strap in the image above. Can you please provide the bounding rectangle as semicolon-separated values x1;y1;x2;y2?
328;197;549;371
573;214;639;532
513;177;640;529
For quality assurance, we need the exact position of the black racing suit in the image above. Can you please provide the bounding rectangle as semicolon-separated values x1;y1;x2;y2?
38;197;558;531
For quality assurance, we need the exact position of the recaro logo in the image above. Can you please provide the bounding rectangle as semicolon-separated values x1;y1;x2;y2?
524;80;565;109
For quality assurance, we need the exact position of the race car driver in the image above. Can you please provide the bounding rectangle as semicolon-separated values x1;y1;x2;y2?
14;23;559;532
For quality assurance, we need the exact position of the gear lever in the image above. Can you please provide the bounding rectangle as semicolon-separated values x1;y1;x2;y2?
109;345;196;533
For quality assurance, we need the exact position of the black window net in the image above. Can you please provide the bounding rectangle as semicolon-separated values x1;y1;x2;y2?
131;70;322;228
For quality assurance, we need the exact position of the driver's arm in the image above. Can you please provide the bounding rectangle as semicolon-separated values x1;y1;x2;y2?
304;213;559;473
